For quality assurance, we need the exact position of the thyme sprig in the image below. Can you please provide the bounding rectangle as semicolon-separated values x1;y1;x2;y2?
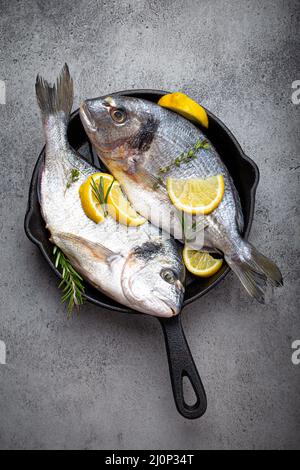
90;176;115;217
159;139;210;174
66;168;80;189
153;139;210;189
53;245;85;315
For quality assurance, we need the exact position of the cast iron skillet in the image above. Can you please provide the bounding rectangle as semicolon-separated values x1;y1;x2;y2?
24;90;259;420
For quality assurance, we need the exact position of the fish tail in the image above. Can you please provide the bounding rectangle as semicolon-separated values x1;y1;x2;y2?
35;63;73;121
225;242;283;303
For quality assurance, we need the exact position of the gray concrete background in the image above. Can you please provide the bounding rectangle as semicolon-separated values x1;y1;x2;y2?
0;0;299;450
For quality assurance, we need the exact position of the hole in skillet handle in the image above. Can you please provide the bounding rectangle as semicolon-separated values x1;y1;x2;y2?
159;315;207;419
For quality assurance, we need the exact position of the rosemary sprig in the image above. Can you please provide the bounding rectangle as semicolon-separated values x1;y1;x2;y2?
53;245;85;315
66;168;80;189
153;139;210;189
90;176;114;216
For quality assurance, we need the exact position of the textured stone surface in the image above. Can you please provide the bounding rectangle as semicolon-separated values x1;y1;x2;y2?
0;0;299;450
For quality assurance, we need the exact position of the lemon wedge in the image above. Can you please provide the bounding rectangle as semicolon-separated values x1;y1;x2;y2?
106;181;146;226
79;173;114;224
183;246;223;277
167;175;225;215
79;172;146;226
158;92;209;128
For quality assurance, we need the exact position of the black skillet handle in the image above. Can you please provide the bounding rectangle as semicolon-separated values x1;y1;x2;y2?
159;315;207;419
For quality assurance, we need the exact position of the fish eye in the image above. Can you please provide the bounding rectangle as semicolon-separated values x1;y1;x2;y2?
110;108;127;124
160;268;177;284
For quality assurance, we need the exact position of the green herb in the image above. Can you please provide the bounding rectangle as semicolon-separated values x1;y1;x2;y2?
90;176;115;217
152;175;165;190
53;245;85;315
158;165;171;174
66;168;80;189
154;139;210;188
194;139;210;150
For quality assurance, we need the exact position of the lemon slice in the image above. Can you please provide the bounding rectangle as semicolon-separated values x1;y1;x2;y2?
158;92;209;128
167;175;225;215
183;246;223;277
80;172;146;226
79;173;114;224
106;181;146;226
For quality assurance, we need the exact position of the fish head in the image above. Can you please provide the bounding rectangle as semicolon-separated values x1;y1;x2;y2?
80;95;158;158
122;240;185;317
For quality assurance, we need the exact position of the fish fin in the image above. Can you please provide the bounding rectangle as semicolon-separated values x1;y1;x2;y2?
134;169;170;196
35;63;74;120
99;156;165;193
53;232;121;264
200;244;223;256
226;242;283;303
228;177;244;233
184;238;223;257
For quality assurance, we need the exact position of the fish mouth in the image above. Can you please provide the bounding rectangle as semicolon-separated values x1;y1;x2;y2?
79;101;97;133
129;286;182;317
122;273;181;317
142;295;180;318
161;299;181;316
79;99;128;154
161;288;184;316
152;295;181;317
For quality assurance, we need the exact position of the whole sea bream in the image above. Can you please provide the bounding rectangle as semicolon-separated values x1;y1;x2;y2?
80;94;282;303
36;66;185;317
